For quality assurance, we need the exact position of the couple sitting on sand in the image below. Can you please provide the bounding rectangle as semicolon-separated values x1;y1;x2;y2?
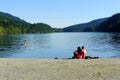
72;46;99;59
72;46;87;59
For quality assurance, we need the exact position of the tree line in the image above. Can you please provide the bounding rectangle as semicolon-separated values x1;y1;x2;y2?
0;12;53;34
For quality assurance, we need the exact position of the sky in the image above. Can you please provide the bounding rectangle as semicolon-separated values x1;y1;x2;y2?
0;0;120;28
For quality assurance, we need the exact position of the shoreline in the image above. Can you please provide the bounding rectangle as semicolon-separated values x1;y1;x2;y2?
0;58;120;80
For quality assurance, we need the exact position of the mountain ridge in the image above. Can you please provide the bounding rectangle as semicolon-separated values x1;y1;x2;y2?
63;17;108;32
96;13;120;32
0;11;53;34
63;13;120;32
0;11;25;22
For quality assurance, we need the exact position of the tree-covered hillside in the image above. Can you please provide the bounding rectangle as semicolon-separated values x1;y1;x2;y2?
63;18;108;32
0;11;53;34
63;13;120;33
96;13;120;32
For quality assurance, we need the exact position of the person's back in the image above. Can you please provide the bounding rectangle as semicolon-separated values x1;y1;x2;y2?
73;47;83;59
82;46;87;59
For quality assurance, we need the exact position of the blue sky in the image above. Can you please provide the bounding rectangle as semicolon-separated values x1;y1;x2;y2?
0;0;120;28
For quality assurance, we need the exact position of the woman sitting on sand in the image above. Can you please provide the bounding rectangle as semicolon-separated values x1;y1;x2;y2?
72;46;84;59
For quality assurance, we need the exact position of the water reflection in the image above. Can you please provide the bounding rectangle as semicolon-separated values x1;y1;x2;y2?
90;33;120;58
0;35;22;57
0;33;120;58
107;33;120;58
108;33;120;44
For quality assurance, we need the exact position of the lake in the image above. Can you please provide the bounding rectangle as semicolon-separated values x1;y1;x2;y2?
0;32;120;58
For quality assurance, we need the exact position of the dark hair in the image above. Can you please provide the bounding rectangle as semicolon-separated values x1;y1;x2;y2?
82;46;84;49
77;46;81;50
77;46;82;54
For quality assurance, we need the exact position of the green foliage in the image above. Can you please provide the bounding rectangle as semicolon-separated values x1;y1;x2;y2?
5;26;21;34
53;28;64;32
0;11;53;34
30;23;53;33
0;26;5;34
96;13;120;32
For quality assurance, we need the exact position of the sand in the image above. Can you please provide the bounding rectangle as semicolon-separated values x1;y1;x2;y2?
0;58;120;80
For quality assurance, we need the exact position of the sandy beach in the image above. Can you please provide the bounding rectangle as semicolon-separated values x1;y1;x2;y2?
0;58;120;80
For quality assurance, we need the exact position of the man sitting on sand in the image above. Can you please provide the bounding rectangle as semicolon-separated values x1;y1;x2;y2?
81;46;87;59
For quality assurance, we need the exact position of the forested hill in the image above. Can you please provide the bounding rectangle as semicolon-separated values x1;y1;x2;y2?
63;13;120;32
0;11;25;22
0;11;53;34
96;13;120;32
63;18;108;32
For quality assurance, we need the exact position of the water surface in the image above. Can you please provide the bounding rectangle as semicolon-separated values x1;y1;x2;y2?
0;32;120;58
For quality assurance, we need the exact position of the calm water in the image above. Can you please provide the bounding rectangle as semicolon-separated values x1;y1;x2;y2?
0;32;120;58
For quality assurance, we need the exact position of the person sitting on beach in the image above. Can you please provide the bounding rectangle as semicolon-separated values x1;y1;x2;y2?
72;46;84;59
81;46;99;59
81;46;87;59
